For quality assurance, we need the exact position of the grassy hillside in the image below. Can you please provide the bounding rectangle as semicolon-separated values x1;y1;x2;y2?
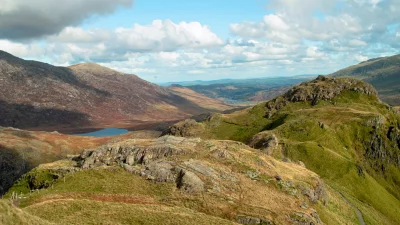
3;136;360;224
165;76;400;224
0;127;158;196
331;54;400;105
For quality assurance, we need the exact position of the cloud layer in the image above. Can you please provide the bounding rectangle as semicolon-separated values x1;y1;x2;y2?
0;0;133;39
0;0;399;82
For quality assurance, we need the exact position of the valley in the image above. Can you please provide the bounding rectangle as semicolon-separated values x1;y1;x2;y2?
1;1;400;224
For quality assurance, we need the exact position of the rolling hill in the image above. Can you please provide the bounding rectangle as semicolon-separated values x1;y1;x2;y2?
3;136;357;225
330;54;400;105
0;50;234;132
164;76;400;224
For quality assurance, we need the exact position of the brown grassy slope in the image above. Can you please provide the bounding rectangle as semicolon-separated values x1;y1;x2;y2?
6;137;359;225
168;86;236;111
0;50;214;130
0;127;159;195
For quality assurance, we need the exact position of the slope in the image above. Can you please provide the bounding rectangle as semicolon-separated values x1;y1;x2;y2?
0;50;223;131
4;136;359;224
165;76;400;224
167;85;235;111
0;127;158;196
330;54;400;105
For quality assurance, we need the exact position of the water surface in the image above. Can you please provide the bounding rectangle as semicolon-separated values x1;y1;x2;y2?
74;128;128;137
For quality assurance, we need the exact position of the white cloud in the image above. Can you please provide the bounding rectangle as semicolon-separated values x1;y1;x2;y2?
354;54;369;62
1;1;399;82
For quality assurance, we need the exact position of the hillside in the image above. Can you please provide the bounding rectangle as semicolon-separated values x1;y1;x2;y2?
167;85;236;111
0;126;159;196
0;50;226;132
3;136;360;224
164;76;400;224
330;54;400;105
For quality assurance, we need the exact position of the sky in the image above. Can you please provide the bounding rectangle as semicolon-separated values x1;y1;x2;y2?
0;0;399;83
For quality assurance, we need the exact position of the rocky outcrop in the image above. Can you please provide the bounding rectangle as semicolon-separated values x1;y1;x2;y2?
236;215;272;225
265;76;378;118
301;179;327;205
77;136;207;193
162;119;205;137
249;132;279;155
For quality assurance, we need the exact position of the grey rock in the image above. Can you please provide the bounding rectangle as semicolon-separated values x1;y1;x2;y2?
237;215;272;225
301;179;327;205
249;132;279;155
176;169;204;193
142;160;176;182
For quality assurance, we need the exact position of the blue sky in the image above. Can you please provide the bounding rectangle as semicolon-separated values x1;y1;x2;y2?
83;0;269;39
0;0;399;82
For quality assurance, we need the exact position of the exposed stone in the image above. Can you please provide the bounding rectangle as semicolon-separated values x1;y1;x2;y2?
301;179;327;205
237;215;272;225
162;119;205;137
265;76;378;118
249;132;279;155
142;160;176;182
183;160;219;179
176;169;204;193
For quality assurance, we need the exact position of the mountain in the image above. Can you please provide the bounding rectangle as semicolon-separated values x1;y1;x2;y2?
330;54;400;105
165;76;315;104
165;76;400;224
3;75;400;224
0;50;233;132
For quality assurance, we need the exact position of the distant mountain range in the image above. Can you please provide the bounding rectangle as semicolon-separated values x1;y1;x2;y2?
0;50;233;132
164;76;316;104
331;54;400;105
159;75;316;86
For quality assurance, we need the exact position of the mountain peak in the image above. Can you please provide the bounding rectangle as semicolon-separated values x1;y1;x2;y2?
69;62;121;74
282;75;377;104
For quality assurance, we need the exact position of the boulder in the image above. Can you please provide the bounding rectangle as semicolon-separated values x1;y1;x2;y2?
249;132;279;155
176;169;204;193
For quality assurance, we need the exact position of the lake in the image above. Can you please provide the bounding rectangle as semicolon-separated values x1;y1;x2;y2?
74;128;129;137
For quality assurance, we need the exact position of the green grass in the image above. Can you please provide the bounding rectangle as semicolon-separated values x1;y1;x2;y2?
197;88;400;224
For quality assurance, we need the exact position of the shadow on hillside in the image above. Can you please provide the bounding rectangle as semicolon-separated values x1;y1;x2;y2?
162;92;219;115
0;144;33;196
0;100;92;129
0;51;110;97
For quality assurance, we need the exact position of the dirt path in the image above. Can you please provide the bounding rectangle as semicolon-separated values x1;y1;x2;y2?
339;192;366;225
